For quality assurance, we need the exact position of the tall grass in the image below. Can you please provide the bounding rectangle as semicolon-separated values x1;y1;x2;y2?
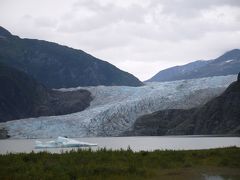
0;147;239;179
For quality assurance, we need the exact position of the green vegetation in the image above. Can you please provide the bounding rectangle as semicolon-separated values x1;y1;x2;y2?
0;147;239;179
0;26;143;89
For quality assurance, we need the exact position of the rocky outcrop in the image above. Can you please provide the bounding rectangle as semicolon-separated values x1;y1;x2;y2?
0;26;142;88
123;109;196;136
0;127;9;139
0;63;92;122
127;75;240;136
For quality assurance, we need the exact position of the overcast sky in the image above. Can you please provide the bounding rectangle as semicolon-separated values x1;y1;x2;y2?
1;0;240;80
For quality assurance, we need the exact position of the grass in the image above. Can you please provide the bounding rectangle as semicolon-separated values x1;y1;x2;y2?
0;147;239;179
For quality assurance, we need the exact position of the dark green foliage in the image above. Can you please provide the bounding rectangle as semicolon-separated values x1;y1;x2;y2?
0;26;142;88
0;63;92;122
0;147;239;179
0;63;48;121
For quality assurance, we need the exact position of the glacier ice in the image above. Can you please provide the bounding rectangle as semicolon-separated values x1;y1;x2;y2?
2;75;237;138
35;136;97;148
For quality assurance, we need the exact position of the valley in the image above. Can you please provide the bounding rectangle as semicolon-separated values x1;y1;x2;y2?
1;1;240;179
1;75;236;138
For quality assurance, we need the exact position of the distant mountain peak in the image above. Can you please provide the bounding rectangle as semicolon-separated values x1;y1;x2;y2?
0;26;12;37
227;48;240;53
0;26;143;88
147;49;240;82
216;49;240;61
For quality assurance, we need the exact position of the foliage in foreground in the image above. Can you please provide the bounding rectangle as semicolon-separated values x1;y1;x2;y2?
0;147;239;179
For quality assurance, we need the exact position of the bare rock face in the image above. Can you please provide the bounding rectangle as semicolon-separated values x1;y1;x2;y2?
127;78;240;136
0;128;9;139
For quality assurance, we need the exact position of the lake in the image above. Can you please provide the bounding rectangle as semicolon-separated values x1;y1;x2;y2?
0;136;239;154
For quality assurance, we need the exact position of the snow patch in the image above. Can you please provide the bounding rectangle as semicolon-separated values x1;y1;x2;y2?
225;59;235;63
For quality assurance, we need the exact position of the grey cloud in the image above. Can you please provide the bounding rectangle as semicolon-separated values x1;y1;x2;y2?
34;17;58;28
59;0;240;41
150;0;240;17
58;0;146;33
1;0;240;80
22;14;32;20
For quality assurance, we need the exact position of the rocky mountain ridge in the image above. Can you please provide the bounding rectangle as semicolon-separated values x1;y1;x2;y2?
0;26;142;88
148;49;240;82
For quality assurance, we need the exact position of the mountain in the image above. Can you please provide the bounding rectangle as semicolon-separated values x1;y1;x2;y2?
0;27;12;37
0;63;92;122
147;49;240;82
147;60;210;82
2;75;236;138
128;73;240;135
0;26;142;88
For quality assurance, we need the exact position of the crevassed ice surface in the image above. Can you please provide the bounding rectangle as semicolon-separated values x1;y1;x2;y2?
3;75;237;138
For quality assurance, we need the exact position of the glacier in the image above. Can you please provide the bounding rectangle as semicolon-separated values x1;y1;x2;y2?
35;136;97;148
2;75;237;138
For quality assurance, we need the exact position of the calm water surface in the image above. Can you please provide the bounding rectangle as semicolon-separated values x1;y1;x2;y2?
0;136;239;154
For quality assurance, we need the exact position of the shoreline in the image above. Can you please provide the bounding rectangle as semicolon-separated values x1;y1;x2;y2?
1;134;239;140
